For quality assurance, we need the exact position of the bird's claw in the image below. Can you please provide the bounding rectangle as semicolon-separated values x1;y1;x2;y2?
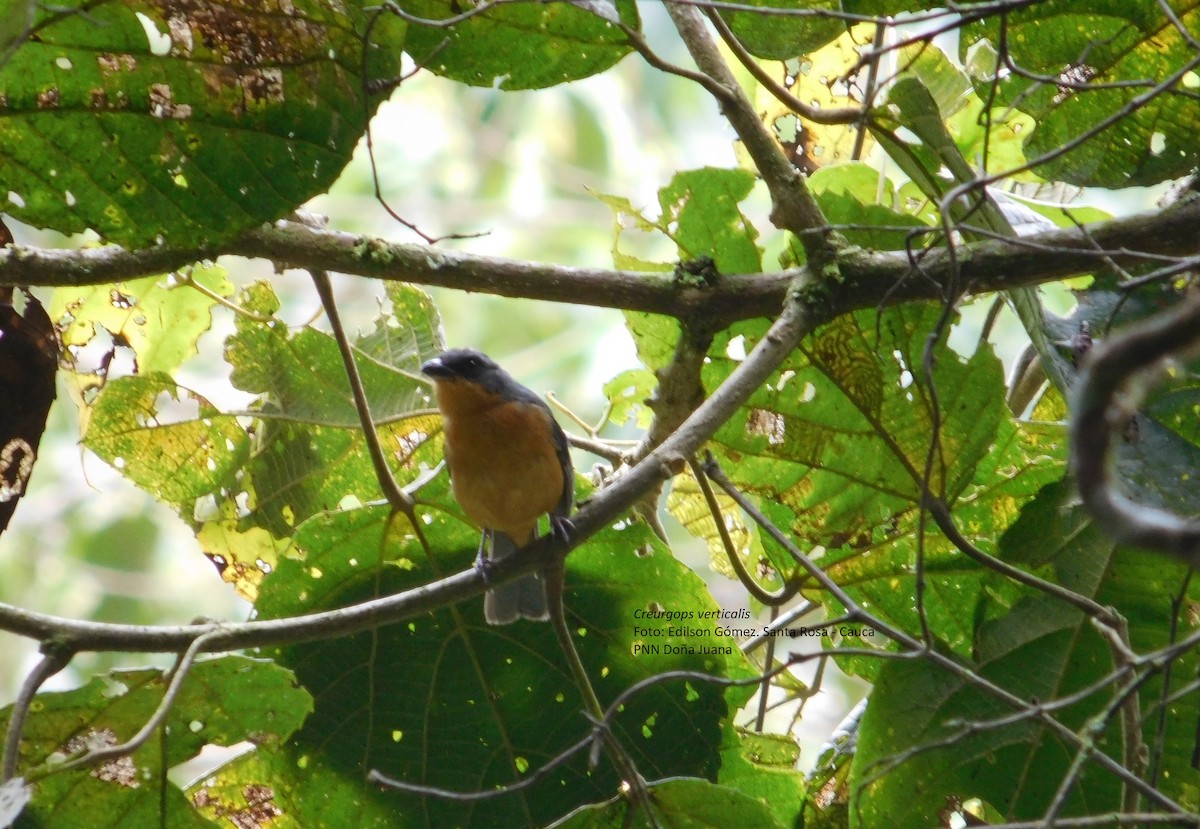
474;548;498;584
550;515;574;544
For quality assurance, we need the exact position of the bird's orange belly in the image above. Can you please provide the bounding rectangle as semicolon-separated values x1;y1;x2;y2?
442;402;563;540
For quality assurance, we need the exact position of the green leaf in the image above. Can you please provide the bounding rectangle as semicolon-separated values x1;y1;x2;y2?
717;730;806;828
51;265;232;376
0;0;33;65
851;632;1111;828
623;311;678;375
962;2;1200;186
0;1;403;246
852;480;1200;826
6;657;311;829
700;306;1063;661
843;0;943;12
83;373;251;505
710;305;1005;544
657;168;761;274
201;497;754;829
874;71;1077;401
668;469;762;584
1051;282;1200;519
224;282;445;537
227;281;438;427
604;167;761;374
600;167;761;277
404;0;637;90
552;777;787;829
81;280;446;582
809;165;929;251
190;748;399;828
718;0;843;60
603;367;656;428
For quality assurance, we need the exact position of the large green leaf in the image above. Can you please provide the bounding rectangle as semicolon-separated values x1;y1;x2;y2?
851;481;1200;826
403;0;637;90
718;0;843;60
0;1;403;246
194;495;753;829
5;657;311;829
701;305;1063;662
710;305;1005;545
962;2;1200;186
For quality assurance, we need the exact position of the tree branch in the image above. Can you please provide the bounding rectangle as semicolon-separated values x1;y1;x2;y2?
663;1;837;259
3;198;1199;323
1071;294;1200;564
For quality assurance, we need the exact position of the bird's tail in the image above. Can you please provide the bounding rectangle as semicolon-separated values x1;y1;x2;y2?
485;531;549;624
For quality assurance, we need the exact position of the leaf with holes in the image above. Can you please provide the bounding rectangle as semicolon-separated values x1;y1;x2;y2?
757;25;878;175
0;1;404;246
190;494;753;829
962;3;1200;186
82;280;447;592
50;265;231;376
83;372;250;506
3;656;311;829
701;306;1062;660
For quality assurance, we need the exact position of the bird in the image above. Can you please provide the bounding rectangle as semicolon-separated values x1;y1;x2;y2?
420;349;574;624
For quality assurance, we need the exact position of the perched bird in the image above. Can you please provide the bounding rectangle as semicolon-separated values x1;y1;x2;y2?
420;349;573;624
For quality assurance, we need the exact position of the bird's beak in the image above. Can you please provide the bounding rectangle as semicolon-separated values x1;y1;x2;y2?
420;357;454;379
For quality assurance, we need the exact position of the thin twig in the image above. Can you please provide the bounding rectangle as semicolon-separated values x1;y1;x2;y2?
1;645;74;781
702;6;861;125
753;605;779;732
688;456;802;605
369;729;597;799
309;268;431;553
27;634;213;783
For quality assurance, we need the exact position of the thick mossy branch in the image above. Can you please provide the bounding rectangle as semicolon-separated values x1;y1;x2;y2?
3;198;1199;321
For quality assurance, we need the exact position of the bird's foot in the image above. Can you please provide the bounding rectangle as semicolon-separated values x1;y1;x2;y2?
550;515;575;544
474;547;498;583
